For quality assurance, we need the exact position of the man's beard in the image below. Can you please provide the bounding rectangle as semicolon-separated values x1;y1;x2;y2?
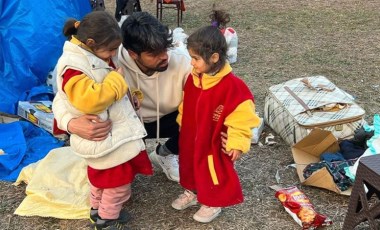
155;62;169;72
136;58;169;74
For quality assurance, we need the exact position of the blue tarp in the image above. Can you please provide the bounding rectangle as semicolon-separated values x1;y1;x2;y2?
0;121;64;181
0;0;91;114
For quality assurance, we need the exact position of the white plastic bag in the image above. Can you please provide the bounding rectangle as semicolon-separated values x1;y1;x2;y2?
252;117;264;144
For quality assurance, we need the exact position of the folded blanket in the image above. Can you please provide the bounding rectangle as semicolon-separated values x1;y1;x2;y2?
14;147;90;219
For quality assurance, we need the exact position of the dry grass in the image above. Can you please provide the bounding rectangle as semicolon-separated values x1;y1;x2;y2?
1;0;380;229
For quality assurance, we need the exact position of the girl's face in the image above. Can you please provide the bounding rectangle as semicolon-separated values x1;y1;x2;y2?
93;39;121;61
188;48;210;74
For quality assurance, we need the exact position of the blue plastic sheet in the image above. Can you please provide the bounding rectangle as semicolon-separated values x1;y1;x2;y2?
0;0;91;114
0;121;64;181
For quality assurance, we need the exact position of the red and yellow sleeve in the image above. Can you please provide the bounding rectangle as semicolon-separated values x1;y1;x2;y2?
63;70;128;114
224;100;260;153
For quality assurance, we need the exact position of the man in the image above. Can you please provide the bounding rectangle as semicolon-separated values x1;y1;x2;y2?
53;12;191;182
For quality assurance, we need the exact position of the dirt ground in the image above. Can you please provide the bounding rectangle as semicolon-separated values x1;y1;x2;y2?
1;0;380;229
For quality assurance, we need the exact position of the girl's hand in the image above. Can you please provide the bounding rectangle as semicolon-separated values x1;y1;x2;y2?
116;67;123;75
220;132;242;161
226;149;242;161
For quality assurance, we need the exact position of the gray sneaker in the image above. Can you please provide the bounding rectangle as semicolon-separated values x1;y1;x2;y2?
149;150;179;182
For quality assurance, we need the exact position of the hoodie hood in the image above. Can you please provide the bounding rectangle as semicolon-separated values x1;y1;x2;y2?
117;46;192;123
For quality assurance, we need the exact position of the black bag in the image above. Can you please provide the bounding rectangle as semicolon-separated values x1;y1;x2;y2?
115;0;142;22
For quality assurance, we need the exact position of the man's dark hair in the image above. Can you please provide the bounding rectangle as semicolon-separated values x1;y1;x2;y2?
121;12;173;55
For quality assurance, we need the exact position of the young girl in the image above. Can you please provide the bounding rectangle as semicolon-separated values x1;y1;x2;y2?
209;6;238;64
53;11;153;229
171;25;260;223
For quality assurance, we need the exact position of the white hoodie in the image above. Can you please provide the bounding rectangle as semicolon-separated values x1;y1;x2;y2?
118;46;192;123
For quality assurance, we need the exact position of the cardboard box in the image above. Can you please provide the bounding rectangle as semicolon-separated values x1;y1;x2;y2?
291;129;351;195
17;101;66;135
0;112;21;123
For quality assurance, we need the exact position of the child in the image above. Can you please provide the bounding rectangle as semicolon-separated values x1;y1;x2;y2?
209;6;238;64
53;11;153;229
171;25;260;223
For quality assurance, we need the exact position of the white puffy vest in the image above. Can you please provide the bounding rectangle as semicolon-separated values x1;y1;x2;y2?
54;41;146;169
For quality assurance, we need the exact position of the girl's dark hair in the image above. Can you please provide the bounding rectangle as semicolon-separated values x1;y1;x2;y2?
209;5;230;29
63;11;121;50
187;26;227;73
121;12;173;55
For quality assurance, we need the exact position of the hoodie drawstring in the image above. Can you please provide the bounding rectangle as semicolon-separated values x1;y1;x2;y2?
134;69;160;146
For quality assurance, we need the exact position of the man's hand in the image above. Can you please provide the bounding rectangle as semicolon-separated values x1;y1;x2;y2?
67;114;112;141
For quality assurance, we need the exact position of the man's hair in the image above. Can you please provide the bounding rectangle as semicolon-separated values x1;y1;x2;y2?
121;12;173;55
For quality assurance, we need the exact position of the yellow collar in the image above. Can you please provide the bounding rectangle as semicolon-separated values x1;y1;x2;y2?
192;63;232;89
70;36;93;53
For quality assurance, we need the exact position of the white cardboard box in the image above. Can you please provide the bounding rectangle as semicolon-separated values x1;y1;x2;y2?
17;101;66;135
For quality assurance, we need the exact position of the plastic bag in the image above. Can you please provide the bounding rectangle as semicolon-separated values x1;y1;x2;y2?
275;186;332;229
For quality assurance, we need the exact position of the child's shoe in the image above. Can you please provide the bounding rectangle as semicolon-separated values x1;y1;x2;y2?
95;218;129;230
90;208;99;223
90;208;131;224
171;190;197;210
193;205;221;223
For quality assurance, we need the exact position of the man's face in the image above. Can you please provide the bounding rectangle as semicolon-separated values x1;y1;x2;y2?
134;50;169;75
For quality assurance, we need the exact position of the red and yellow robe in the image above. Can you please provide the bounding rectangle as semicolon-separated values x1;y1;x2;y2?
177;64;260;207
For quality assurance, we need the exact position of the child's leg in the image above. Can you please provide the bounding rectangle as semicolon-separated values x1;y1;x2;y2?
98;184;131;220
89;185;103;223
90;185;103;210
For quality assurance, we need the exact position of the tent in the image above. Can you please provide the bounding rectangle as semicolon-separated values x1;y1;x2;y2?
0;0;92;114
